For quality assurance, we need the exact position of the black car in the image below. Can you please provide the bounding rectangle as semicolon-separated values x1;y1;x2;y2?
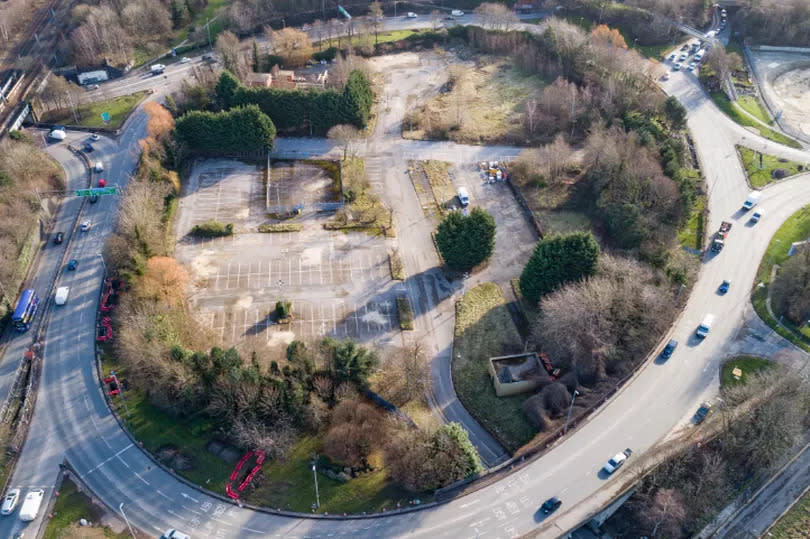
53;232;64;244
541;497;562;514
661;339;678;359
89;194;99;204
83;142;93;152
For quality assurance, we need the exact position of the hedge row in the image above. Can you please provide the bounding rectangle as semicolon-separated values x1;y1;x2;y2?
190;220;234;237
216;70;372;133
175;104;276;155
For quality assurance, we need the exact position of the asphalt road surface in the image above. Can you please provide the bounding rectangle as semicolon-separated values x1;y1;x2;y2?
3;19;810;539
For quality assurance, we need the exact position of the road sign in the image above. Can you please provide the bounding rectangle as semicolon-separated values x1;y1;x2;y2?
101;111;110;123
338;4;351;19
76;187;117;197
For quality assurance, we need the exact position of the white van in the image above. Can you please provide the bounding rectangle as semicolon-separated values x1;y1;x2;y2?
696;314;715;339
451;9;464;16
94;161;104;173
19;489;44;522
55;286;70;306
161;530;191;539
457;186;470;207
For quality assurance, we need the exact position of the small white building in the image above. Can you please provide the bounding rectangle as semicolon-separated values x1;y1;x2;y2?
77;70;109;86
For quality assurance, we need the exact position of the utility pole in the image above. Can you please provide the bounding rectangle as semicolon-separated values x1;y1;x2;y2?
563;390;580;434
119;503;136;539
312;461;320;509
207;18;212;48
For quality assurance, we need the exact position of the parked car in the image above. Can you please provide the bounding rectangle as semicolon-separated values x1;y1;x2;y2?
673;62;682;71
67;259;78;271
1;488;20;515
80;220;91;232
694;401;716;424
179;56;191;63
87;83;100;90
89;194;99;204
719;280;730;294
679;52;688;61
687;62;697;71
90;134;100;141
541;497;562;514
668;53;676;61
603;448;632;474
54;232;64;244
406;12;417;18
661;339;678;359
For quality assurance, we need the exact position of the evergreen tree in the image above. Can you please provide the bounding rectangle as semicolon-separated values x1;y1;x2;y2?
519;232;600;303
435;208;496;271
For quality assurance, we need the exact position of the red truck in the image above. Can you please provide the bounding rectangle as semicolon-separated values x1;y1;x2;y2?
711;221;732;252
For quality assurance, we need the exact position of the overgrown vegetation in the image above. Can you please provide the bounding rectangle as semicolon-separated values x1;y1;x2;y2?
0;135;65;327
397;296;414;331
44;477;128;539
606;366;809;537
435;208;496;272
737;147;806;188
453;283;535;452
325;158;391;236
258;223;302;233
190;220;234;237
732;0;810;47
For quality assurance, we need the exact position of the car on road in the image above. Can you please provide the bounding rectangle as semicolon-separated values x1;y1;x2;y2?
687;62;697;71
407;12;417;18
54;232;64;244
661;339;678;359
180;56;191;63
751;209;764;223
67;259;78;271
89;194;99;204
1;488;20;515
696;314;714;338
541;496;562;514
719;280;730;294
90;134;100;141
161;530;191;539
673;62;682;71
80;220;91;232
668;53;676;62
603;448;632;474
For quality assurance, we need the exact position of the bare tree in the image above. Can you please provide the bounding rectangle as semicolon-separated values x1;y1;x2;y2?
474;2;519;31
312;19;325;50
369;1;384;44
525;97;538;134
327;124;360;159
430;10;442;31
216;30;246;78
273;27;313;67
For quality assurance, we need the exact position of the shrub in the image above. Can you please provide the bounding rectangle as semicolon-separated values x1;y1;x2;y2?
312;47;338;62
397;296;414;330
257;223;302;233
174;104;276;155
435;208;496;272
519;232;600;304
322;337;379;387
275;300;292;320
189;220;233;237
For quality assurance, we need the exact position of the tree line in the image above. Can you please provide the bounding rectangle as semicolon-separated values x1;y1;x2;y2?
215;69;373;133
174;104;277;155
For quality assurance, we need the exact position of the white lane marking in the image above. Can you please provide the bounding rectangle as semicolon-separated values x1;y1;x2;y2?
134;471;149;485
181;492;200;503
85;443;134;475
242;527;264;534
116;456;130;469
157;489;171;500
460;498;480;508
212;518;232;526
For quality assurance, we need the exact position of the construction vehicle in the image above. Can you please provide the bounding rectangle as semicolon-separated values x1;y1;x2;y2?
711;221;732;252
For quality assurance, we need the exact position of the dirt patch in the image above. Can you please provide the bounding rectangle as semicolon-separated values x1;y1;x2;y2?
267;160;341;214
406;58;544;145
771;66;810;136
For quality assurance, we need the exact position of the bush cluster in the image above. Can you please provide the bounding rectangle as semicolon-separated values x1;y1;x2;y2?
189;220;234;237
175;104;276;155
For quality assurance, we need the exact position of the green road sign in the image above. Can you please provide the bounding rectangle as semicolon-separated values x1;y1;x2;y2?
338;4;351;18
76;187;117;197
101;111;111;123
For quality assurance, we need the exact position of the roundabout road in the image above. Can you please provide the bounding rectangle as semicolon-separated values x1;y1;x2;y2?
3;23;810;539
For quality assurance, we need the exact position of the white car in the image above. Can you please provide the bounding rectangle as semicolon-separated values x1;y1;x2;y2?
687;62;696;71
673;62;682;71
603;448;632;475
90;134;100;141
179;56;191;63
80;220;91;231
679;52;688;61
1;488;20;515
406;12;417;18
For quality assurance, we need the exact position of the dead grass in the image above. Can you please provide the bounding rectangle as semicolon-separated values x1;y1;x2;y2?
389;249;405;280
258;223;303;233
397;296;414;330
407;59;544;145
422;160;455;210
325;158;393;236
453;283;535;453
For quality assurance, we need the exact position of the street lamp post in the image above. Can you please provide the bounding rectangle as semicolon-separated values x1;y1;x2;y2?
563;390;580;434
312;462;320;509
119;502;136;539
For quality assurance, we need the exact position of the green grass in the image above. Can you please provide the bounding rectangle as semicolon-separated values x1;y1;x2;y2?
101;356;233;492
721;356;773;388
711;92;802;148
750;205;810;351
768;482;810;538
397;296;414;330
241;435;416;514
453;283;535;453
41;92;148;130
737;147;806;188
44;477;128;539
736;95;773;125
677;169;706;250
316;29;421;50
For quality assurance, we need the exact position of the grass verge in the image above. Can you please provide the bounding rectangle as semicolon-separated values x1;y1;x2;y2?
768;483;810;538
258;223;302;233
720;356;773;388
100;355;233;492
44;477;128;539
241;435;416;514
40;91;149;130
737;146;806;188
678;192;706;250
422;160;455;210
751;205;810;351
736;95;773;125
389;250;405;280
397;296;414;330
453;283;534;453
711;92;801;149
